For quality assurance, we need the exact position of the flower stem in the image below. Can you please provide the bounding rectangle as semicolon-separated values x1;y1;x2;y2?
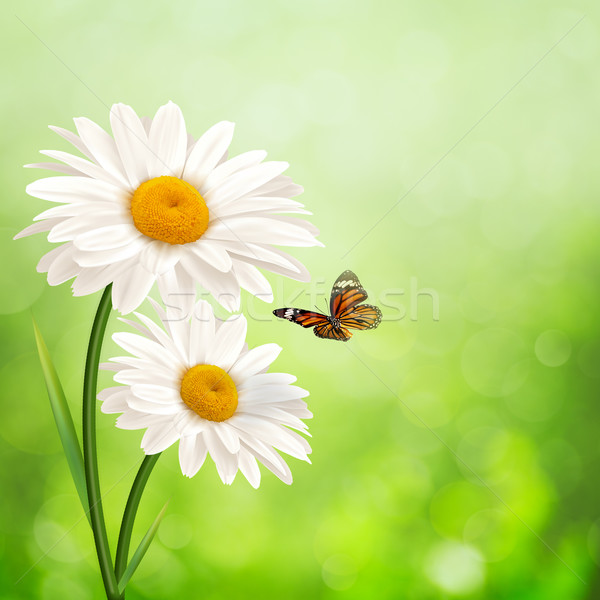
115;453;161;582
83;285;121;600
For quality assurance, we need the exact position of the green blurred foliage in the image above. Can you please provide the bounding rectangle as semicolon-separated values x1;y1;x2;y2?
1;0;600;598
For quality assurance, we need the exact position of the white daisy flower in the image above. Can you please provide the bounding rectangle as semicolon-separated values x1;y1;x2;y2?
16;101;322;314
99;298;312;488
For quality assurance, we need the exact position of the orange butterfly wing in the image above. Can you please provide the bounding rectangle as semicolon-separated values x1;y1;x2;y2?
339;304;382;330
330;270;368;317
273;308;329;328
314;321;352;342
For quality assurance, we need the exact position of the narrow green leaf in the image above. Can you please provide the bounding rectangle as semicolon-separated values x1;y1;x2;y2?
32;317;90;524
118;501;169;594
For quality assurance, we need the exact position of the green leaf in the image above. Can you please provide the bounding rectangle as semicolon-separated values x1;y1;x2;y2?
32;317;90;524
118;501;169;594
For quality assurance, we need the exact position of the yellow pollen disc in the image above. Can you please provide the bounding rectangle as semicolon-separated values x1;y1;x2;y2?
130;176;209;245
180;364;238;422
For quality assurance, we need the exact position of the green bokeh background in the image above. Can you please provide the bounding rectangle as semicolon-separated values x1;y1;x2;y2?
2;1;600;598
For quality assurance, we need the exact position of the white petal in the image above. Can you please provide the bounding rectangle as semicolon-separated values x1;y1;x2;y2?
204;162;288;208
147;101;187;178
237;446;261;488
131;384;181;405
253;175;303;197
238;372;297;390
34;200;122;222
211;196;308;219
178;253;240;312
139;242;182;275
47;245;80;285
49;125;94;160
229;343;281;380
73;117;129;185
201;150;267;195
208;314;246;371
39;150;125;188
189;299;215;365
74;224;141;251
48;210;130;243
128;395;182;415
187;240;232;272
210;241;301;273
112;266;156;314
25;162;83;176
114;368;176;388
231;415;309;460
72;264;117;296
100;389;130;414
238;385;309;404
231;246;311;282
26;176;125;204
232;261;273;302
157;265;196;323
110;103;151;188
132;310;188;364
142;424;181;453
117;411;166;430
72;238;148;267
206;216;321;247
179;435;208;477
214;422;240;454
112;331;176;370
182;121;235;190
14;218;63;240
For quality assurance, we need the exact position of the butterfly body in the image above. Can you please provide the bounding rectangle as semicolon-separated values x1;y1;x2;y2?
273;270;382;341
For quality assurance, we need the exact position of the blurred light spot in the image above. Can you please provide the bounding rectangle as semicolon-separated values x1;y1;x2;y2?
504;366;565;422
463;509;516;562
535;329;571;367
430;482;491;539
461;328;529;397
424;541;485;595
158;513;193;549
34;495;89;563
456;427;511;485
322;554;358;591
0;227;45;314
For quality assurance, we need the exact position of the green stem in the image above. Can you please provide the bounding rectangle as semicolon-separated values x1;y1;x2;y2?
115;453;161;582
83;285;121;600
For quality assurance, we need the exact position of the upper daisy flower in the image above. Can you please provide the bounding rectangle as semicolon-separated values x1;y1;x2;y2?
100;298;312;488
16;101;322;314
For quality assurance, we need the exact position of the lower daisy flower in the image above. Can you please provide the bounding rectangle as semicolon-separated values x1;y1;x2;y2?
99;298;312;487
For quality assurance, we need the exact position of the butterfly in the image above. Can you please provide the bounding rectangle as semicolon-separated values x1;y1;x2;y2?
273;270;382;341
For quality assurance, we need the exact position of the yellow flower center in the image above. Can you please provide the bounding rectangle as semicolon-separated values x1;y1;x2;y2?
130;176;209;245
180;364;238;422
